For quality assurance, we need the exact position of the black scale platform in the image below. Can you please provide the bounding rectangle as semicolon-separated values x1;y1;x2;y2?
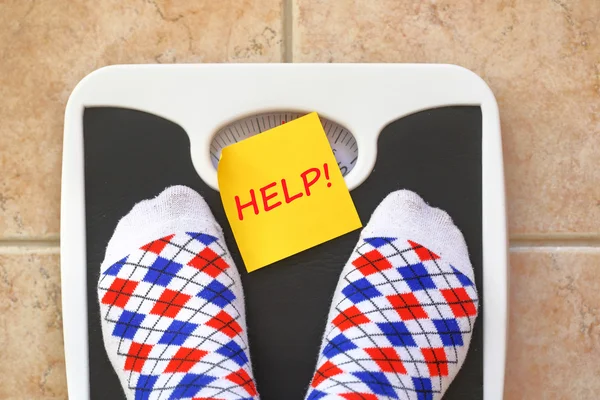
84;106;483;399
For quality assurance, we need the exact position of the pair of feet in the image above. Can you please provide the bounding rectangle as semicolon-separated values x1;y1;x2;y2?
98;186;478;400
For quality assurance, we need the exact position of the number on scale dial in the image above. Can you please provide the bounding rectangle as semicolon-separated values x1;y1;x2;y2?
210;112;358;176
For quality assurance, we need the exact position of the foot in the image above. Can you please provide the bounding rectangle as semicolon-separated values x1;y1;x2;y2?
97;186;259;400
305;190;479;400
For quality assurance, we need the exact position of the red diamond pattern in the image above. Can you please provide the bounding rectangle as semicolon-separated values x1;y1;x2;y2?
352;249;393;276
188;247;230;277
311;361;343;388
365;347;406;374
332;306;370;331
441;288;477;317
386;293;428;320
408;240;440;261
304;236;479;400
99;232;259;399
140;234;175;254
150;289;191;318
341;394;379;400
164;347;208;373
226;369;258;396
101;278;138;308
206;310;242;338
421;347;449;376
124;342;153;372
193;398;224;400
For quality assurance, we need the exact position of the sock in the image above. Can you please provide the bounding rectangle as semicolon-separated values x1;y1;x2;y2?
305;190;479;400
97;186;259;400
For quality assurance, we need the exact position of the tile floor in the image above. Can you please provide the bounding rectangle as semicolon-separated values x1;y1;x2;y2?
0;0;598;398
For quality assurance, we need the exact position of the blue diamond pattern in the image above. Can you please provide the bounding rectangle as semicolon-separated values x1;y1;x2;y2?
216;340;249;366
306;390;327;400
322;333;358;358
452;266;474;287
341;278;382;303
159;320;198;345
352;371;398;398
135;375;158;400
197;280;236;308
142;256;183;287
168;374;216;399
377;322;417;347
112;310;145;339
412;377;433;400
187;232;218;246
397;263;436;291
433;318;463;346
364;237;395;248
104;257;128;276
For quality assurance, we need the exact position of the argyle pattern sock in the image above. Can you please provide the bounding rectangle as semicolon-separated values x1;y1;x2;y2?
306;190;479;400
97;186;259;400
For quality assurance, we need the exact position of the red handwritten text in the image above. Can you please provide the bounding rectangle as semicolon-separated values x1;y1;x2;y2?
235;163;332;221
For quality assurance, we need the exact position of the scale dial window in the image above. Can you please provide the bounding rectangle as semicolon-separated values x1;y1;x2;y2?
210;112;358;177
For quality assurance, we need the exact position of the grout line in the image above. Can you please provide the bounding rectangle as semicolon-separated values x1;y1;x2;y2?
0;245;60;254
0;239;60;254
0;239;60;249
509;236;600;248
1;236;600;252
509;246;600;253
510;233;600;241
283;0;294;62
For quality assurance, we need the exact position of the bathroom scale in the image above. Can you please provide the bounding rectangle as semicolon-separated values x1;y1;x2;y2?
61;64;507;400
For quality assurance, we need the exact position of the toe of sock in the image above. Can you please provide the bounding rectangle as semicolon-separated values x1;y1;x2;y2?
125;185;214;224
102;185;222;270
371;190;428;223
362;189;474;284
146;185;213;217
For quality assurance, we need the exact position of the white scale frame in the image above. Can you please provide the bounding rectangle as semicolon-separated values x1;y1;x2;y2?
61;63;508;400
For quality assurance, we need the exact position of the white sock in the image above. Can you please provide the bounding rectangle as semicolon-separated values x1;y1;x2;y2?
97;186;259;400
305;190;479;400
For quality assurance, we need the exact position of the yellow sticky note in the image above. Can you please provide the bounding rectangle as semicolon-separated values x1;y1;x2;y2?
218;112;362;272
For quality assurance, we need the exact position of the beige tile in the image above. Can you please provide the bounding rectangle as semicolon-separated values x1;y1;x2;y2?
0;0;283;239
294;0;600;235
0;251;67;399
505;249;600;399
